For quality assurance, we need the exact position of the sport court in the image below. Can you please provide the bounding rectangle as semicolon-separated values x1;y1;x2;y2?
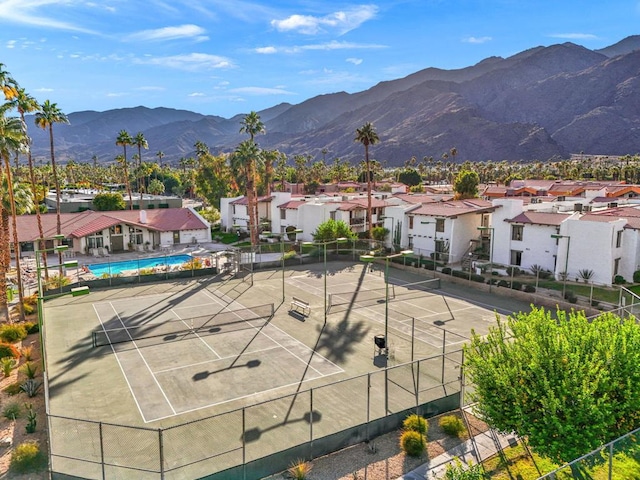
44;260;528;478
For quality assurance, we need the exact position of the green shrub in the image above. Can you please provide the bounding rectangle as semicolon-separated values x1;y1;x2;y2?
25;403;36;434
3;402;21;420
506;266;520;276
22;302;36;316
441;267;452;275
451;270;466;279
564;291;578;303
634;270;640;283
139;268;155;275
497;280;509;288
591;300;600;307
0;343;20;360
0;324;28;343
403;414;428;434
439;415;465;437
20;345;34;361
21;379;42;398
10;441;46;474
23;322;39;334
400;430;426;457
524;284;536;293
444;457;485;480
511;281;522;291
614;275;626;285
470;273;485;283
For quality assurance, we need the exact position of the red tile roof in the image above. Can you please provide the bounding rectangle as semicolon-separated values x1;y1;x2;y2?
12;208;208;242
408;199;495;218
506;212;568;226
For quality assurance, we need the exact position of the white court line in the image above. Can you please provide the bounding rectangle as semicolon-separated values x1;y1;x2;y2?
154;345;281;374
93;304;147;422
170;308;221;359
203;292;330;377
107;302;177;417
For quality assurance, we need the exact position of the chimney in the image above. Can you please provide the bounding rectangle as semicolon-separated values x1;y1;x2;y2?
139;210;147;224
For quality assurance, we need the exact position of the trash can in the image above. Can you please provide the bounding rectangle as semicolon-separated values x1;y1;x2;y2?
374;334;386;350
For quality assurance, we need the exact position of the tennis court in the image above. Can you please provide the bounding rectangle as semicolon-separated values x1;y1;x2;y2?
43;259;530;478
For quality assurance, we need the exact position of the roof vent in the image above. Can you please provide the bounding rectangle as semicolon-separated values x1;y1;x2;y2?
139;210;147;224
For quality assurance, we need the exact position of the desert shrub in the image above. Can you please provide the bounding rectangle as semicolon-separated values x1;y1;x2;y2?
1;357;16;377
497;280;509;288
3;382;22;395
591;300;600;307
139;268;154;275
287;459;312;480
43;274;70;291
424;262;436;271
403;414;428;434
634;270;640;283
614;275;626;285
524;284;536;293
441;267;452;275
0;324;28;343
181;258;203;270
511;281;523;291
20;379;42;398
506;266;520;276
20;362;38;380
22;302;36;316
439;415;465;437
0;343;20;360
400;430;426;457
20;345;34;361
10;441;46;474
25;403;36;434
3;402;21;420
487;278;498;285
23;322;39;334
23;294;37;308
470;273;485;283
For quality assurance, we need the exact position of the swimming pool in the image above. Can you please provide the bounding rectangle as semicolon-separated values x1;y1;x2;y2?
87;254;193;276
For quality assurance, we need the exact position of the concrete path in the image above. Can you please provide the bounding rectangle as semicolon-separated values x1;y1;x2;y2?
399;428;518;479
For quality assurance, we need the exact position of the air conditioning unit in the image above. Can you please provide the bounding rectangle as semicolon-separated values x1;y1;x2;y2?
583;205;592;212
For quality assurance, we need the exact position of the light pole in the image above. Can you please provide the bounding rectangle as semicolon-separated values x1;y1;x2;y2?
380;216;395;251
477;226;494;292
302;237;348;323
360;249;412;416
263;229;302;302
551;233;571;299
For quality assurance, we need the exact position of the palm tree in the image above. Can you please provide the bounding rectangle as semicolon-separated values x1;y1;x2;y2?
0;103;30;322
355;122;380;238
116;130;133;209
0;63;17;100
239;111;266;246
133;132;148;191
115;154;133;210
35;100;68;278
12;88;49;280
231;140;261;246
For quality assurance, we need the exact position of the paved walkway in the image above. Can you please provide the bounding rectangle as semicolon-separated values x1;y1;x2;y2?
400;427;519;479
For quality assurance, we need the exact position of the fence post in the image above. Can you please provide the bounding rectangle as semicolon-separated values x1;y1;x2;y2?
99;422;106;480
609;442;614;480
366;373;371;441
242;407;246;480
441;331;446;384
416;359;420;409
159;428;165;480
309;388;314;458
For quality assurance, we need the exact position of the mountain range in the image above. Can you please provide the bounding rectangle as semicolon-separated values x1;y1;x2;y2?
26;35;640;167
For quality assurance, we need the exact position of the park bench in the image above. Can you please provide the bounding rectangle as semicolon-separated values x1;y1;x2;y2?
290;297;310;316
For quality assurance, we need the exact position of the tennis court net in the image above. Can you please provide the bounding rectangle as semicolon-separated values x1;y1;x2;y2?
92;303;274;347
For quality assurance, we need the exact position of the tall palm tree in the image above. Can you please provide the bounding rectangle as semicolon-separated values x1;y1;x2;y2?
116;130;133;209
0;103;30;322
133;132;148;192
231;140;261;246
12;88;49;280
355;122;380;238
0;63;17;100
115;154;132;210
239;112;265;246
35;100;68;278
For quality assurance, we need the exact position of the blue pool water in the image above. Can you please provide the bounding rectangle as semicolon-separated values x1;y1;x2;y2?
87;254;193;276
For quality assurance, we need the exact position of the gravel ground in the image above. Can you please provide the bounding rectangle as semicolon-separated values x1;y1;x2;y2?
264;410;489;480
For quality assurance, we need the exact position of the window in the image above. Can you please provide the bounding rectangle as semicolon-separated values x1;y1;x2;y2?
87;234;104;249
614;258;620;276
510;250;522;266
110;225;122;234
330;211;336;220
409;216;414;229
280;209;286;220
616;230;623;248
511;225;523;241
435;218;445;232
132;228;144;245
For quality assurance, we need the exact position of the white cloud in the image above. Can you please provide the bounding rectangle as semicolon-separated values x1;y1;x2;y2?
548;33;598;40
0;0;97;33
255;46;277;54
346;57;363;65
464;36;492;44
228;86;295;96
35;87;53;92
135;53;235;71
106;92;127;97
6;40;16;49
271;5;378;35
258;40;385;54
136;86;165;92
188;92;205;97
127;24;209;42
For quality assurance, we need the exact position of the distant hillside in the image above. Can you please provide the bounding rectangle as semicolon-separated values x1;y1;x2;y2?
26;36;640;167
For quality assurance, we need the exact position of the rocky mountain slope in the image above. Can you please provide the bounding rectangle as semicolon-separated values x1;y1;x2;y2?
26;35;640;166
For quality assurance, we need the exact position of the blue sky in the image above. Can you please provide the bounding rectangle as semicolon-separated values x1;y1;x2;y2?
1;1;639;118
